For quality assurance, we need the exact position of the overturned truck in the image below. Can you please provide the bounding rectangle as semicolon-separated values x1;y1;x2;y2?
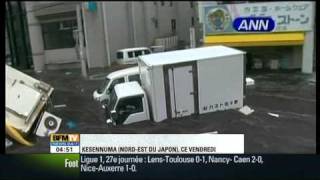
5;65;62;146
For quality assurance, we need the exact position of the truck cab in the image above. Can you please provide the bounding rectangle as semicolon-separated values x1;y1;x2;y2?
93;66;141;103
106;81;150;125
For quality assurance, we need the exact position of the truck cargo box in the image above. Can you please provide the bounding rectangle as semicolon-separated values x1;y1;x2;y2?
138;45;245;122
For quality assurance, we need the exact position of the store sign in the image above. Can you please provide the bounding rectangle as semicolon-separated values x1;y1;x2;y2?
203;2;313;35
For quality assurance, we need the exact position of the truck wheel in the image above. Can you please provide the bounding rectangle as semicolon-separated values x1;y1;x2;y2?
44;117;58;130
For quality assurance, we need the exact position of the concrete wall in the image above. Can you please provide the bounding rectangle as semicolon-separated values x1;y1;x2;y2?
103;2;132;64
27;1;200;69
82;3;107;68
131;2;147;47
143;2;159;45
176;2;196;44
44;48;83;64
156;2;177;38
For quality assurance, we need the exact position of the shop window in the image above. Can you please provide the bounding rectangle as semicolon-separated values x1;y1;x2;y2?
42;19;77;50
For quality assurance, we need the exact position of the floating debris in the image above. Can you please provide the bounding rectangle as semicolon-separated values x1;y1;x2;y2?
246;77;255;86
66;120;77;129
202;131;218;134
239;105;254;115
54;104;67;108
308;78;316;84
268;112;279;118
6;138;13;148
65;72;72;75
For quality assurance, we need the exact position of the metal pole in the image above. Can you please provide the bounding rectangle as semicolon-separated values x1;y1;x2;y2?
102;3;111;67
7;2;19;67
131;2;136;47
77;3;88;78
5;12;15;66
17;2;30;69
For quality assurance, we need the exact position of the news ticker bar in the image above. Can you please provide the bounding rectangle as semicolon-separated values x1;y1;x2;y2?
50;134;244;154
3;154;320;179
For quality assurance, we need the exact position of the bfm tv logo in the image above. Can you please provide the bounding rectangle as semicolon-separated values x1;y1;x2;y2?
233;17;276;32
51;134;80;142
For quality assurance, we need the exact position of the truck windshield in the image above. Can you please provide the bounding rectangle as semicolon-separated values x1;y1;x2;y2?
97;78;110;94
108;88;118;111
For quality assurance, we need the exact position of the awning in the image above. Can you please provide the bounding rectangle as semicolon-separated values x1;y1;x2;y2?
204;32;305;47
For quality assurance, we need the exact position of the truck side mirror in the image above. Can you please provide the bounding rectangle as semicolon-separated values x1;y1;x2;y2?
110;110;118;120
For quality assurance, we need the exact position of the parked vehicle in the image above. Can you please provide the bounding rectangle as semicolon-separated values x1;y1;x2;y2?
93;66;141;103
116;47;151;65
105;45;246;125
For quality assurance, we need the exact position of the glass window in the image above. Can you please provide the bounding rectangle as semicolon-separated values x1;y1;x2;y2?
115;96;143;124
143;50;151;55
41;19;77;50
128;51;134;58
128;74;141;85
97;78;110;94
117;52;123;59
108;78;125;92
134;50;142;57
108;88;118;111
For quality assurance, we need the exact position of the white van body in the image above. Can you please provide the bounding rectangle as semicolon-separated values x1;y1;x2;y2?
106;46;246;125
93;66;140;103
116;47;152;65
138;45;245;122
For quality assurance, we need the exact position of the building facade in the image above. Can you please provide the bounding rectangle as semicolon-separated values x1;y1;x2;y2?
197;1;316;73
23;1;197;71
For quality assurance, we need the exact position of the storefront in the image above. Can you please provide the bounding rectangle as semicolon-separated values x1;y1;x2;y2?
198;1;315;73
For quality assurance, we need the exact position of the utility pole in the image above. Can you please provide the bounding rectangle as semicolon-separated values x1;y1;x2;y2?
76;3;88;78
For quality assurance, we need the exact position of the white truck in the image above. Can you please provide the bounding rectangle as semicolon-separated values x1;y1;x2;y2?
6;65;62;146
105;46;246;125
93;66;141;103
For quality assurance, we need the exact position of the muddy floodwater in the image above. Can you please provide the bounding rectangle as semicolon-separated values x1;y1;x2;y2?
6;68;316;154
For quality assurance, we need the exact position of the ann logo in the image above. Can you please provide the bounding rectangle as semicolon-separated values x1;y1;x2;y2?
233;17;275;32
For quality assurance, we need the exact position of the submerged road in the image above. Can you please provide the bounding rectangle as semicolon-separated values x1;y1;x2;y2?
6;69;316;154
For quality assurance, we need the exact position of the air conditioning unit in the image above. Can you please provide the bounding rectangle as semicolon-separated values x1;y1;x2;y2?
35;111;62;137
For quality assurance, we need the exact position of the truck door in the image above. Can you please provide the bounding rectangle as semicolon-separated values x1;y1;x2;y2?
115;95;146;125
167;64;196;118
